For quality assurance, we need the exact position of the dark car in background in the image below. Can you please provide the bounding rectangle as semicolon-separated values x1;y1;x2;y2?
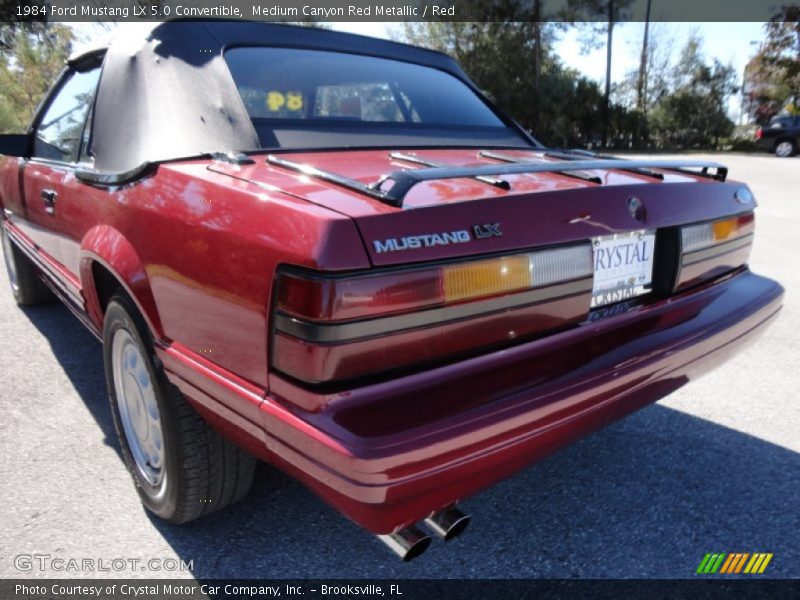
756;115;799;157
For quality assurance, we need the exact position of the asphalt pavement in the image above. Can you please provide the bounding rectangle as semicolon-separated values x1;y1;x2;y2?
0;153;797;579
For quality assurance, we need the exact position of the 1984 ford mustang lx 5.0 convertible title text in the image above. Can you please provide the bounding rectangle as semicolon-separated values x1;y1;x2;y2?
0;21;783;560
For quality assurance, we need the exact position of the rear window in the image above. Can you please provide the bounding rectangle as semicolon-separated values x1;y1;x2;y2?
224;47;529;150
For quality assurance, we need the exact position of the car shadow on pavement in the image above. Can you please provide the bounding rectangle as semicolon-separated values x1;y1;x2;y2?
144;400;799;579
21;303;117;449
22;303;800;579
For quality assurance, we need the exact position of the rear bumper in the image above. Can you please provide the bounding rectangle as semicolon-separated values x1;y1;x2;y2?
161;269;783;534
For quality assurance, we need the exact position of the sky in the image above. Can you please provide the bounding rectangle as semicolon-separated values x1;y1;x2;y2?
71;20;768;121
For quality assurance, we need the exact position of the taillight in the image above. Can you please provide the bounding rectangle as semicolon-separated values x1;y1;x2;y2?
273;243;593;384
755;127;763;140
677;212;755;290
681;213;754;252
276;245;592;322
276;268;444;321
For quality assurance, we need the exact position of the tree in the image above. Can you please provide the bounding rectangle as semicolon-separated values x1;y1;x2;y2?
402;13;615;148
743;7;800;123
650;36;737;149
613;24;673;109
0;0;48;56
611;23;674;147
0;24;73;133
402;4;563;138
636;0;653;111
564;0;636;146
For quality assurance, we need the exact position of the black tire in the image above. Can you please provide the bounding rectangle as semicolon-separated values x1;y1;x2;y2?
1;226;56;306
103;292;256;523
773;138;797;158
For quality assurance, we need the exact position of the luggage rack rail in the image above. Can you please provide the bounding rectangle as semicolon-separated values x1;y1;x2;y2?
267;153;728;208
480;149;666;181
540;149;665;180
479;150;603;184
389;152;511;190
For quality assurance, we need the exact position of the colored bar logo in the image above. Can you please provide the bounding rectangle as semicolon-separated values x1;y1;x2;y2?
697;553;773;574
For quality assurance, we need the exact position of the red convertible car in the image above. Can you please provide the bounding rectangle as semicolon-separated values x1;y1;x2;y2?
0;22;784;560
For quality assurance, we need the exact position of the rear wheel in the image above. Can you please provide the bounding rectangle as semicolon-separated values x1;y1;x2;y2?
1;226;56;306
103;293;256;523
774;139;796;157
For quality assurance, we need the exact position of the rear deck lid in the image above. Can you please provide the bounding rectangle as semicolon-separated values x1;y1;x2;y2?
210;149;746;267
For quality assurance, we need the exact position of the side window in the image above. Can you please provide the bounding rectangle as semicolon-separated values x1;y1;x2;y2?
33;67;101;163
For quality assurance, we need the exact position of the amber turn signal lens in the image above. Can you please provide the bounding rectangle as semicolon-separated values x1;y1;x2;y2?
712;218;739;241
443;254;532;303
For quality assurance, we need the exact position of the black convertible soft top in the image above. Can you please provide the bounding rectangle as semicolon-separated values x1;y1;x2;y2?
73;21;482;177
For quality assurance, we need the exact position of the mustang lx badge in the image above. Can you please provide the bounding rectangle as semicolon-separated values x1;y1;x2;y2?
472;223;503;239
373;223;502;253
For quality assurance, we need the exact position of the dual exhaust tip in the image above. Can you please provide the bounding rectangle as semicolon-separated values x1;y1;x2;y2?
377;505;471;561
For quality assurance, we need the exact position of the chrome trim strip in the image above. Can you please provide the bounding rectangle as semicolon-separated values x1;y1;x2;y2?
275;277;593;344
682;234;753;267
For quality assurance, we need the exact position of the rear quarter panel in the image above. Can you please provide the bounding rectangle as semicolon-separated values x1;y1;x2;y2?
84;162;369;387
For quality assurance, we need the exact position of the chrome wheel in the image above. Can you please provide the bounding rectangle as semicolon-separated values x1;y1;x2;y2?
111;328;165;490
2;230;19;293
775;141;795;157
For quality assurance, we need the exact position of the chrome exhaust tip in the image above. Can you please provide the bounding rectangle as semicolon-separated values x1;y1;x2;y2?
423;505;471;541
377;526;432;561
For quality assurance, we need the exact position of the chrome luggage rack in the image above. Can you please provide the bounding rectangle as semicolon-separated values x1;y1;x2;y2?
266;151;728;208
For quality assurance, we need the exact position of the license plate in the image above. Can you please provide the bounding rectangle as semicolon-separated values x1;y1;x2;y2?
591;230;656;308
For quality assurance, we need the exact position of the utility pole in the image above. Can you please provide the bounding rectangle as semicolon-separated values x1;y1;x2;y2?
533;0;542;132
636;0;652;111
635;0;652;147
602;0;615;148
